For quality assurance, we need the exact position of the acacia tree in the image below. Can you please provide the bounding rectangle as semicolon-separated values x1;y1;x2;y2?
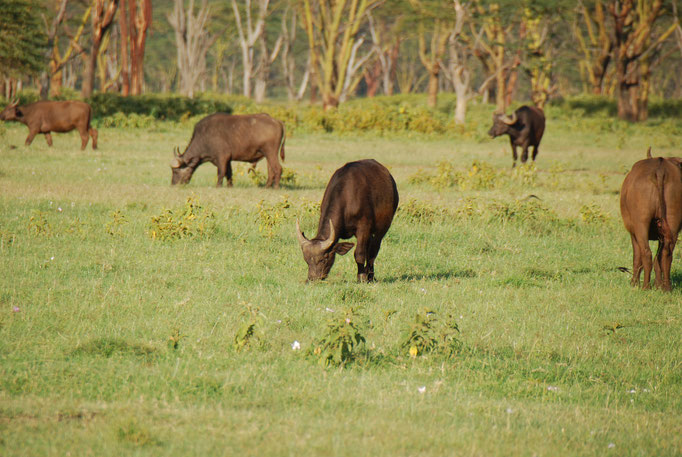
574;0;613;95
0;0;48;97
609;0;678;121
48;4;90;96
38;0;68;99
299;0;381;109
443;0;474;123
167;0;217;97
363;11;401;97
231;0;269;99
410;1;453;108
280;5;310;101
82;0;119;97
119;0;152;95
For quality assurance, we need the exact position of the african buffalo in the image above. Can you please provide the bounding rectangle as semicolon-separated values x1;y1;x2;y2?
620;149;682;291
296;159;399;282
170;113;286;188
488;105;545;167
0;99;98;150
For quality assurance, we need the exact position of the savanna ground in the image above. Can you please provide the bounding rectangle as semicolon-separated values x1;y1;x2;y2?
0;100;681;456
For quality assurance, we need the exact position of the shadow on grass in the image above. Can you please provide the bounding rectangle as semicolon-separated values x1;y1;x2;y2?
382;268;476;283
70;338;158;360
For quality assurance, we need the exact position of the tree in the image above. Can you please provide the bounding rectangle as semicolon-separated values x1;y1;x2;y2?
574;0;613;95
444;0;474;123
0;0;48;94
167;0;218;97
47;2;91;97
82;0;119;98
119;0;152;95
280;4;310;101
38;0;68;100
299;0;381;109
608;0;678;121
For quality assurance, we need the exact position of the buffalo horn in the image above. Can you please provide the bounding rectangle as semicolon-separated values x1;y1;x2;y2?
170;157;182;168
320;219;336;251
502;112;517;125
173;146;180;157
646;146;652;159
296;219;309;246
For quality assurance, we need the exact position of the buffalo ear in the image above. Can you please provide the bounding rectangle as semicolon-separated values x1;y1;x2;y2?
334;242;354;255
15;108;23;118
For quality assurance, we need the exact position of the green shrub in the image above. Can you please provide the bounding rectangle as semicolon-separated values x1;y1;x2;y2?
397;199;450;224
256;196;292;238
105;210;128;237
402;309;461;358
311;308;366;367
579;204;610;224
233;305;265;352
148;197;215;241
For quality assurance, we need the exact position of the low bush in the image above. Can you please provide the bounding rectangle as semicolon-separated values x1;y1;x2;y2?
148;197;215;241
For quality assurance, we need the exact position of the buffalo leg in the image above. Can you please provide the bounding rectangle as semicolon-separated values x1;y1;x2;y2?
653;241;664;289
660;239;676;291
521;146;529;163
532;145;539;161
265;157;282;189
25;129;38;146
510;145;518;167
216;161;227;187
225;161;233;187
78;127;89;150
89;128;98;149
44;133;53;147
630;235;642;287
354;227;371;283
366;234;384;282
633;231;653;289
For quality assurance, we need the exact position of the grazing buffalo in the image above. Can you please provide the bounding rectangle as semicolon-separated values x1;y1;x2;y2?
620;149;682;291
170;113;286;188
488;105;545;167
0;99;98;150
296;159;399;282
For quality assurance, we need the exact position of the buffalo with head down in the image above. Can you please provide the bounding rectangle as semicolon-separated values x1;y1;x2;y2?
171;112;286;188
296;159;399;282
620;148;682;291
488;105;545;167
0;99;98;150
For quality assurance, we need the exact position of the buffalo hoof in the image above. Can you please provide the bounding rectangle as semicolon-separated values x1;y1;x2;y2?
357;273;369;283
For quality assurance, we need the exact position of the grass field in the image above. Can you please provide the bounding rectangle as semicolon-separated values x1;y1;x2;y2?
1;106;681;456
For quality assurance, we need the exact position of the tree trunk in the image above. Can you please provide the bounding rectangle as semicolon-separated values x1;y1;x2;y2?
119;0;130;95
427;67;439;108
82;0;119;98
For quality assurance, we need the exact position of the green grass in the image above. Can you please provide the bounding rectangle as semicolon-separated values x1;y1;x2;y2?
1;108;681;456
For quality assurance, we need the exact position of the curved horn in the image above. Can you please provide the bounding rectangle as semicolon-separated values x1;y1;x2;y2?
296;219;309;247
502;112;517;125
646;146;652;159
320;219;336;251
173;146;180;157
170;157;182;168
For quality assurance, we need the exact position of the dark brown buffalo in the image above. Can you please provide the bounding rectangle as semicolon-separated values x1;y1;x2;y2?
488;105;545;167
170;113;286;188
620;150;682;291
296;159;399;282
0;99;98;150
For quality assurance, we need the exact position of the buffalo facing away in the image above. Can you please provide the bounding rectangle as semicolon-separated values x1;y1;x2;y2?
296;159;399;282
170;113;286;188
0;99;98;150
488;105;545;167
620;150;682;291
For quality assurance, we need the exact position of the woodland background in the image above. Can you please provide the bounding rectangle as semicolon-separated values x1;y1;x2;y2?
1;0;682;124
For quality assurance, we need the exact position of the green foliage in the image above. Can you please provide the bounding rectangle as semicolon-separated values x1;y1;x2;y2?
247;167;298;188
311;308;366;367
148;197;215;241
105;210;128;237
409;160;503;191
402;309;461;358
579;204;610;224
168;328;185;350
397;199;450;224
233;306;265;352
0;0;47;78
87;93;235;121
488;198;559;227
256;196;292;238
27;211;51;237
117;418;160;446
98;112;157;128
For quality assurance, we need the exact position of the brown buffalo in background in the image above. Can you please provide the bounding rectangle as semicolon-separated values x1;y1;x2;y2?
488;105;545;167
0;100;98;150
620;149;682;291
296;159;399;282
170;113;286;188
